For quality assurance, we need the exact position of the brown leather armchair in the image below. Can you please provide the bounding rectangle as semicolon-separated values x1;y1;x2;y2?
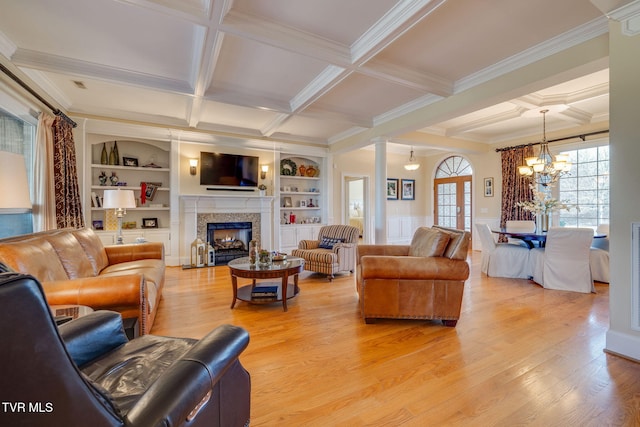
356;226;470;326
0;267;251;427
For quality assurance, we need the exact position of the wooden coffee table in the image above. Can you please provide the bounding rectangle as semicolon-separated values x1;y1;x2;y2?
228;256;304;312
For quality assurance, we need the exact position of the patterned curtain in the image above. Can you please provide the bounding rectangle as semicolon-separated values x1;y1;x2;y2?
500;146;534;232
52;117;84;228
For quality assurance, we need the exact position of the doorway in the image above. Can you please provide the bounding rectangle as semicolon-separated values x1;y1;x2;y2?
343;175;369;243
434;156;473;232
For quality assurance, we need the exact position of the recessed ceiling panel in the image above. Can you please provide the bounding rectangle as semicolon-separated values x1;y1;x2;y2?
316;73;423;118
209;35;329;105
199;100;280;130
375;0;603;81
40;72;190;120
273;115;356;141
1;0;201;82
231;0;399;45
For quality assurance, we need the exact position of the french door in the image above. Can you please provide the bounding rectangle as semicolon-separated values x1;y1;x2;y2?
434;176;472;232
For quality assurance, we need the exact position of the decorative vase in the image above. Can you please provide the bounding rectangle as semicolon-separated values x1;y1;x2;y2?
113;141;120;165
100;143;108;164
537;213;550;232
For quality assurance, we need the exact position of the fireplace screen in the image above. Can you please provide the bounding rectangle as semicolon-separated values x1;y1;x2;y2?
207;222;252;265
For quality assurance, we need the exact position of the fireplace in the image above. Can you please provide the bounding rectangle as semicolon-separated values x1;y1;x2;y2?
207;222;252;265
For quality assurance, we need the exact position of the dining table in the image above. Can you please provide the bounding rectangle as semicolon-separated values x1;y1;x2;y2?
492;228;607;249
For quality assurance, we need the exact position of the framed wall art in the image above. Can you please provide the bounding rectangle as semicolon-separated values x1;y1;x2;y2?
387;178;398;200
484;177;494;197
401;179;415;200
142;218;158;228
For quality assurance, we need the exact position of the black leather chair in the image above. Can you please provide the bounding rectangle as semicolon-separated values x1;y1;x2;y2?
0;269;251;427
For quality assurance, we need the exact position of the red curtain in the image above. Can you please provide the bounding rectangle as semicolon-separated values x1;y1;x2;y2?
52;117;84;229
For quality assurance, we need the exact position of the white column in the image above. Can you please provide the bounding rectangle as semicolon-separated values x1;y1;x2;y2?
374;141;387;244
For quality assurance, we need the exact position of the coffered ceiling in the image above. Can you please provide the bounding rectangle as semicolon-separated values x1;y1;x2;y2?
0;0;616;155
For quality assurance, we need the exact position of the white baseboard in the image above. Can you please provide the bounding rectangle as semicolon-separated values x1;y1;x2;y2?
606;329;640;362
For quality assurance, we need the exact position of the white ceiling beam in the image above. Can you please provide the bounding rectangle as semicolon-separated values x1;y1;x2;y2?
444;107;529;137
358;59;453;97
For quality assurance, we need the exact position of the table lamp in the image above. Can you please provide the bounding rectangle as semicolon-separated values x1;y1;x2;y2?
102;189;136;244
0;151;32;214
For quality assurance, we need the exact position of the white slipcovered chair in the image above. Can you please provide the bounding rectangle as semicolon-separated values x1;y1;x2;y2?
505;220;536;247
529;227;595;293
475;223;531;279
590;224;609;283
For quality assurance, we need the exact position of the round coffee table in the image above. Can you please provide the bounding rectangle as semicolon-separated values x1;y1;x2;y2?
228;256;304;312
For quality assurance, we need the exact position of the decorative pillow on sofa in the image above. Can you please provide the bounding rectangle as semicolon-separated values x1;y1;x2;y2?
408;227;451;258
318;237;344;249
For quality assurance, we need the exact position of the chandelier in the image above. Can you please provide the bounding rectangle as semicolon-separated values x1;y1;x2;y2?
404;147;420;171
518;109;571;186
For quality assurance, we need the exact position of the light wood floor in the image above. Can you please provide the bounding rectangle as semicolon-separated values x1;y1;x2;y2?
152;252;640;426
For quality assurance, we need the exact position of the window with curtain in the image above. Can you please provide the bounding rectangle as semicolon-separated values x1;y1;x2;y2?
0;108;35;238
557;144;609;229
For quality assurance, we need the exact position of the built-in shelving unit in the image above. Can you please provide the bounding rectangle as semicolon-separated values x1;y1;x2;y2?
86;139;171;250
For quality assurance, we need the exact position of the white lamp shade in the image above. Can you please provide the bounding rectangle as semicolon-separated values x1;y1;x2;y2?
102;189;136;209
0;151;32;213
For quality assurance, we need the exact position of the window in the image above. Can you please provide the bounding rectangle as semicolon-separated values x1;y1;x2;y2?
557;145;609;229
0;108;35;238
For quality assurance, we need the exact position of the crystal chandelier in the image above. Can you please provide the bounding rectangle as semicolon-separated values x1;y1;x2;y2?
518;109;571;186
404;147;420;171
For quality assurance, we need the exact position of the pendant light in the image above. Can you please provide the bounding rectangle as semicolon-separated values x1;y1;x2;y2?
404;147;420;171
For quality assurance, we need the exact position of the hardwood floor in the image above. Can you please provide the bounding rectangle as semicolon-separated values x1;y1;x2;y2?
152;252;640;426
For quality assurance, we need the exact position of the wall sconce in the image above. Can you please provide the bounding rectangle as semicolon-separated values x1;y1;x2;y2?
189;159;198;176
260;164;269;180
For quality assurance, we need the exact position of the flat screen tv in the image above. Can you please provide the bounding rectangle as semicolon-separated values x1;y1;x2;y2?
200;152;259;187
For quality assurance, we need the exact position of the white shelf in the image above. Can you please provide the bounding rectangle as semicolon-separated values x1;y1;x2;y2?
91;185;169;191
91;164;169;172
92;207;170;211
282;207;321;211
280;191;320;195
280;175;320;180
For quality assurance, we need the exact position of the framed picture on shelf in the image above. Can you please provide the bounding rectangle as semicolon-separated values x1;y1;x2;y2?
142;218;158;228
92;220;103;230
484;177;494;197
300;200;306;207
123;157;138;167
142;182;161;201
283;197;292;207
387;178;398;200
401;179;415;200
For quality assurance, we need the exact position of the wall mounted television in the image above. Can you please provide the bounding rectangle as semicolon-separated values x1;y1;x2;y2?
200;152;259;187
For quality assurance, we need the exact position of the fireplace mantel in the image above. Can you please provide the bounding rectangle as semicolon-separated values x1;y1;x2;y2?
180;195;274;265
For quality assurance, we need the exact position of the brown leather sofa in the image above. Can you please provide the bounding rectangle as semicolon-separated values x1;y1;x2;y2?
0;269;251;427
356;225;471;326
0;228;164;335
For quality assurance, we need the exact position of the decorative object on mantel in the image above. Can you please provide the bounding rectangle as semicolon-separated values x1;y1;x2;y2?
258;184;266;196
518;109;571;187
515;184;578;232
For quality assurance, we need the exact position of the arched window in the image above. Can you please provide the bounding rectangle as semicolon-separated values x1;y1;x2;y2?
434;156;472;231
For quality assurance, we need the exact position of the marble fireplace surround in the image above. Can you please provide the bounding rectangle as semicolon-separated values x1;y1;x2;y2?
180;195;273;264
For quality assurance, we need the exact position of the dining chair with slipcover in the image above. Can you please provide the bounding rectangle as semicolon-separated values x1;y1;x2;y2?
475;223;531;279
529;227;595;293
590;223;609;283
505;220;536;247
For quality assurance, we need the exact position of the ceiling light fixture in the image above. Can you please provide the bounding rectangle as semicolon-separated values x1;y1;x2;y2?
518;109;571;186
404;147;420;171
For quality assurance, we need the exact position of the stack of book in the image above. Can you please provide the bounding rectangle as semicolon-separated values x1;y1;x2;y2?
251;285;278;300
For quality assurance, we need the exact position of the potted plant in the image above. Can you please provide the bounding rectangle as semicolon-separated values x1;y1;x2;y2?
258;184;267;196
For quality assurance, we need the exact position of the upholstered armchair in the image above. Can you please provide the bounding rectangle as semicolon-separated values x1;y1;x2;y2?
356;226;470;326
0;268;251;427
291;225;360;281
